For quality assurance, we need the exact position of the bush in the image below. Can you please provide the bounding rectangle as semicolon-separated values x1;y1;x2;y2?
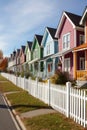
38;77;43;82
50;71;70;85
31;75;36;80
20;71;24;77
16;72;20;77
25;72;31;79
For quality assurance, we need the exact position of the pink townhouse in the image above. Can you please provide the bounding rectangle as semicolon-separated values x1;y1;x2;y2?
55;11;84;79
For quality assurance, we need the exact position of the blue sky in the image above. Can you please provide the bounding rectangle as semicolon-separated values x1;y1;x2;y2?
0;0;87;57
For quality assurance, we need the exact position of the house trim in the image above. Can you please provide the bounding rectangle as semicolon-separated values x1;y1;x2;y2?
55;12;75;38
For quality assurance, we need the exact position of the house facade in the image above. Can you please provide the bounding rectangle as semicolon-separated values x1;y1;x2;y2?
41;27;58;78
16;49;20;72
73;7;87;80
55;11;84;79
24;41;32;73
30;35;43;77
8;50;16;72
19;46;26;72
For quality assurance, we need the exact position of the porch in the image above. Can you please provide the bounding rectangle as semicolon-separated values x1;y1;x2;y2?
76;70;87;80
73;43;87;80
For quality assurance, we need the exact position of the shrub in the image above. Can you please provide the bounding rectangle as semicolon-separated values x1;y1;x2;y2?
38;77;44;82
25;72;31;79
50;71;70;85
16;72;20;77
20;71;24;77
31;75;36;80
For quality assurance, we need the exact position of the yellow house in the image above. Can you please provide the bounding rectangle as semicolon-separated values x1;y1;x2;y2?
73;7;87;80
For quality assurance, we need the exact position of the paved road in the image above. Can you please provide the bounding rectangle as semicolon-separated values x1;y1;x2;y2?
0;93;21;130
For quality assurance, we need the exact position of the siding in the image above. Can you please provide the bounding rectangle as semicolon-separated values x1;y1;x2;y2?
58;17;74;52
44;33;54;57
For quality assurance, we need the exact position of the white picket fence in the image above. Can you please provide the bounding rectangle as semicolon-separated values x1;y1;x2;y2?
1;73;87;127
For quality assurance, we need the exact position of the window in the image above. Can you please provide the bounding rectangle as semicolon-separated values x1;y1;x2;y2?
79;35;84;45
47;44;50;55
64;58;70;72
80;57;85;70
62;33;70;50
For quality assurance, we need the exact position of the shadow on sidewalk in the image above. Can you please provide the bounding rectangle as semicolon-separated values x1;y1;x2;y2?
0;104;11;109
11;104;51;110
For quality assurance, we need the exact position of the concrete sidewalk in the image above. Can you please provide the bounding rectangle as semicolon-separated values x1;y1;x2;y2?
21;108;57;118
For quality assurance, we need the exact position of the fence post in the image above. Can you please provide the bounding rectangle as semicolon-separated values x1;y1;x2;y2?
66;82;71;117
36;77;38;98
24;76;25;90
48;79;50;106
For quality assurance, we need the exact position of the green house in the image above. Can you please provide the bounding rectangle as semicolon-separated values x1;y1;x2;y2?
24;41;32;73
29;34;43;77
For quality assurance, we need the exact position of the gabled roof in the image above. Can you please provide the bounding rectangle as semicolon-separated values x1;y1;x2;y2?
80;6;87;25
55;11;83;38
21;45;25;53
31;34;43;51
16;49;20;54
41;27;57;47
65;11;82;27
35;34;43;45
16;49;20;57
27;41;32;50
47;27;57;40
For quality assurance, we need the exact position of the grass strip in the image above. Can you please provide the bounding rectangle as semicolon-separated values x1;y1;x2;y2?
6;91;49;114
0;75;22;92
23;113;84;130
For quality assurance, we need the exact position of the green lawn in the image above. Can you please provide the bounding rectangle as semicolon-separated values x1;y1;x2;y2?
23;113;83;130
0;74;8;81
0;75;22;92
0;75;84;130
6;91;49;114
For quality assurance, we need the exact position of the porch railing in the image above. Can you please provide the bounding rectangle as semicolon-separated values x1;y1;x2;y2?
77;70;87;80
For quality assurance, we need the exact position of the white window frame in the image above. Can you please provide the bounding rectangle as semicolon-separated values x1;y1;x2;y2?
80;57;85;70
64;58;70;72
79;34;84;45
62;33;70;50
47;44;50;55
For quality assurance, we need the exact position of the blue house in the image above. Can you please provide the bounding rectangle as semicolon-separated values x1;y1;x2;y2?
41;27;58;78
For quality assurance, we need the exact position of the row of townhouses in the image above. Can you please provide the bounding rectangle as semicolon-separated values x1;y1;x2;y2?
8;7;87;80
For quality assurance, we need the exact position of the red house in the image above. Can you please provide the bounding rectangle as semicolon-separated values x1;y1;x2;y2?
55;11;84;79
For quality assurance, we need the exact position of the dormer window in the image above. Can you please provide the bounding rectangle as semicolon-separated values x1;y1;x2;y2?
79;34;84;45
62;33;70;50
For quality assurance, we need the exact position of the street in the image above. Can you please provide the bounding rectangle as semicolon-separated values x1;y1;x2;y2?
0;93;21;130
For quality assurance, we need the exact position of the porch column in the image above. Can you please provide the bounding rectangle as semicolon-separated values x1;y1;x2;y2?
33;63;34;75
53;58;55;74
73;51;77;79
44;61;46;78
85;50;87;70
38;62;40;77
62;56;64;72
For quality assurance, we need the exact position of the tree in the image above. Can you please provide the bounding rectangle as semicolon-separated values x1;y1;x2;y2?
0;50;3;59
0;58;8;71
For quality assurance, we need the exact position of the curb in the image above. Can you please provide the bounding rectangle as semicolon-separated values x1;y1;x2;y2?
3;94;26;130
